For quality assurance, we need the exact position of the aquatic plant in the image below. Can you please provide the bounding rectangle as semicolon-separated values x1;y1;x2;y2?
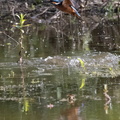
22;99;30;112
16;13;26;28
13;13;30;33
79;78;85;89
104;0;120;18
77;58;85;69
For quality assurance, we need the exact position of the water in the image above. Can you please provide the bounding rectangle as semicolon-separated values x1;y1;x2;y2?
0;16;120;120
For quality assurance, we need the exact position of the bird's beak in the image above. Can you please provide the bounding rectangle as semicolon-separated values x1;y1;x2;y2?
70;5;81;17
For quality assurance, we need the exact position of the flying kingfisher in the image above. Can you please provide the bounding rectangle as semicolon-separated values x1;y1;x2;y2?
50;0;81;18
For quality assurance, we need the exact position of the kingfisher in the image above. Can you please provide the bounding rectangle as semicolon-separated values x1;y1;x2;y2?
50;0;81;18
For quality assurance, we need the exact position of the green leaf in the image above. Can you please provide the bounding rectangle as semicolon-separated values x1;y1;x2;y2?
78;58;85;68
79;78;85;89
24;99;29;112
6;43;11;45
16;14;20;19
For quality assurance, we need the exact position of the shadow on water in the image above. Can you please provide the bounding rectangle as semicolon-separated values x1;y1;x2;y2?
0;13;120;120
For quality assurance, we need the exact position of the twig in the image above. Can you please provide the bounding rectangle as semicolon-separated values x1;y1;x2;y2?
3;31;19;45
101;0;111;10
49;11;62;20
31;7;50;19
104;92;111;101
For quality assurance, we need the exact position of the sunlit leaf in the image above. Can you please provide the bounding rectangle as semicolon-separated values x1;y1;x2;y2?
109;67;112;71
16;14;20;19
6;43;11;45
79;78;85;89
20;29;24;33
14;13;30;31
78;58;85;68
104;84;108;91
31;4;35;10
31;79;39;84
24;99;29;112
67;56;71;59
23;24;31;27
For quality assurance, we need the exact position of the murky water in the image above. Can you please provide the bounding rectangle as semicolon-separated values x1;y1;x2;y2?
0;16;120;120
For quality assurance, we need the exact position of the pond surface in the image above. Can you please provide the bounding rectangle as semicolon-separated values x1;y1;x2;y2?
0;16;120;120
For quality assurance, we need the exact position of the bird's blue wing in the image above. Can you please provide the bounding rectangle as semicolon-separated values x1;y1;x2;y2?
50;0;63;5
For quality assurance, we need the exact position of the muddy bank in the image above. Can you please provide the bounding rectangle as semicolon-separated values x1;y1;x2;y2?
0;0;119;22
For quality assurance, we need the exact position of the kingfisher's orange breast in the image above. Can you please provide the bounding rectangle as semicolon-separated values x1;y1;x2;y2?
55;5;76;16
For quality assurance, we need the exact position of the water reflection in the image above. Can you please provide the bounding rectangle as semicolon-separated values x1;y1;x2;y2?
103;84;112;115
0;15;120;120
91;20;120;52
0;68;120;120
0;16;120;57
60;104;84;120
